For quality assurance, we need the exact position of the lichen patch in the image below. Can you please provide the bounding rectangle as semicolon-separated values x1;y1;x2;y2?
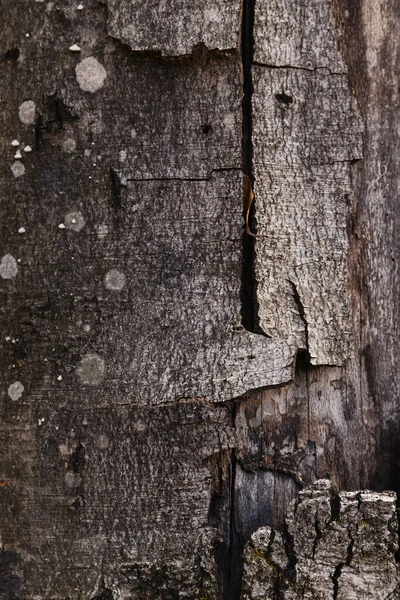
75;57;107;93
104;268;126;291
8;381;24;401
65;211;85;232
76;353;105;385
18;100;36;124
11;162;25;178
0;254;18;279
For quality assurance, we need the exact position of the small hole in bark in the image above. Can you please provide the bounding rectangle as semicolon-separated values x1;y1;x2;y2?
4;48;20;61
69;443;86;473
275;92;293;106
202;124;212;134
71;496;85;510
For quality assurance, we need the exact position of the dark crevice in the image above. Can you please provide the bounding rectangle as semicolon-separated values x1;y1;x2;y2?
346;534;354;566
280;522;298;593
46;93;79;130
4;48;20;62
311;515;322;559
69;443;86;474
289;280;311;364
225;404;243;600
275;92;293;106
332;563;344;600
91;581;113;600
206;449;232;598
330;490;341;523
240;0;266;336
109;168;124;210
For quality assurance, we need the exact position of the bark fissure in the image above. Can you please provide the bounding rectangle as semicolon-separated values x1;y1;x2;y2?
240;0;265;336
125;166;241;183
331;562;344;600
225;447;243;600
109;167;124;210
253;61;347;76
289;280;310;360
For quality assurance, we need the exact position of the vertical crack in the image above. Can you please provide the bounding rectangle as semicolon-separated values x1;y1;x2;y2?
225;401;243;600
288;280;310;358
241;0;266;335
109;167;124;210
332;562;344;600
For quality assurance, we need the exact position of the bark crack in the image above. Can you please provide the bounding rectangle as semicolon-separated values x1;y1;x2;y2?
288;279;310;361
125;166;241;183
253;61;347;76
240;0;267;337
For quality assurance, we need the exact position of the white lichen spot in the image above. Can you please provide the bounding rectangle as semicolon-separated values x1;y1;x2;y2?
11;140;20;147
0;254;18;279
96;224;108;238
57;375;62;381
62;138;76;153
8;381;24;401
14;149;22;159
58;223;66;230
65;211;85;232
75;56;107;93
23;145;32;153
18;227;26;234
76;353;105;385
5;337;11;342
77;3;84;9
25;33;30;38
104;268;126;291
18;100;36;124
83;323;91;332
11;162;25;178
69;44;81;52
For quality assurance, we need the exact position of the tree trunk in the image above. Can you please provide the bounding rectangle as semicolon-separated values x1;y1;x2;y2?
0;0;399;598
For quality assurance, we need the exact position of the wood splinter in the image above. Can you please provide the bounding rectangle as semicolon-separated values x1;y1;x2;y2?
243;173;261;238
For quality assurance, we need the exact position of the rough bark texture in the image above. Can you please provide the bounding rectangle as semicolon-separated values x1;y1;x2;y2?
242;480;400;599
0;0;399;598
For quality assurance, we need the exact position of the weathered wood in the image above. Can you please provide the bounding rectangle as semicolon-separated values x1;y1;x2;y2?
242;480;400;599
252;7;363;365
105;0;241;56
253;0;346;71
0;0;399;597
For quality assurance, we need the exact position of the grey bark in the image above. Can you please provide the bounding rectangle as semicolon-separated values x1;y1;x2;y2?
242;480;400;599
0;0;399;599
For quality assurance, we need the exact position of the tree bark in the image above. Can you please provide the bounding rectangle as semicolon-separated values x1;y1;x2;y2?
0;0;399;598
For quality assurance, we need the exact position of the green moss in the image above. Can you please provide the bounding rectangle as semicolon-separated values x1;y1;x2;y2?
251;547;267;562
361;521;370;529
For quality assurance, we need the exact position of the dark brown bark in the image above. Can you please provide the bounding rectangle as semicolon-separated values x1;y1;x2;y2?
0;0;399;598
